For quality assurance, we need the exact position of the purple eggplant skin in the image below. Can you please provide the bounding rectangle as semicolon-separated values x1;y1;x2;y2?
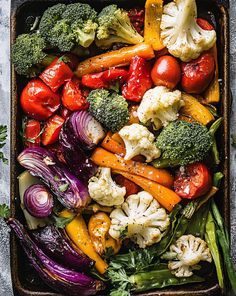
59;123;97;182
17;147;90;211
8;218;105;296
31;225;94;271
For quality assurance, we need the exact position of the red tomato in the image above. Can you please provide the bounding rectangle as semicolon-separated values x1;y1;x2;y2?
174;163;212;199
40;57;74;92
42;115;65;146
20;79;60;121
196;18;214;31
23;119;41;147
122;56;152;102
114;175;140;197
62;78;89;111
151;55;181;89
181;53;215;94
59;107;72;119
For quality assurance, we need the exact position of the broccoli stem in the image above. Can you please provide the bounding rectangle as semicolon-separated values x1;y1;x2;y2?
129;268;204;292
152;158;179;168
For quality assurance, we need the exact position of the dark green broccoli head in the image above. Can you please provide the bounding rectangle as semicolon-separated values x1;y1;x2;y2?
39;4;66;39
154;120;213;167
12;33;47;77
96;5;143;48
87;89;129;133
62;3;97;23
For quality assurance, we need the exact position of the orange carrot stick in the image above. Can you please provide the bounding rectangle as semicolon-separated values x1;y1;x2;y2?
91;148;174;188
101;132;126;156
113;170;181;212
76;43;155;77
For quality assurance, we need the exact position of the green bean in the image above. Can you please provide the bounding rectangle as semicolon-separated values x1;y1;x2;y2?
213;172;224;188
209;118;223;166
205;211;224;290
209;117;223;136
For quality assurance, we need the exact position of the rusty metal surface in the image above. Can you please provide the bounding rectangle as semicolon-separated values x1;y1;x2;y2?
8;0;230;295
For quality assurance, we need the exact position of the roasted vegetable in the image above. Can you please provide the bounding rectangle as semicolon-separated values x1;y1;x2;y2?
75;43;155;77
11;33;55;77
87;89;129;133
23;184;53;218
8;218;104;296
96;5;143;48
18;147;90;211
88;212;121;255
61;210;108;274
153;120;213;167
31;225;94;270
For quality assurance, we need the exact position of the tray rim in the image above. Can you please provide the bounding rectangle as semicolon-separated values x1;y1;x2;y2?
9;1;230;295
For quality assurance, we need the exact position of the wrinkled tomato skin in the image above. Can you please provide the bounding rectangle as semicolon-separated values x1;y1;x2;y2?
174;163;212;199
151;55;181;89
62;78;89;111
23;119;41;148
181;53;215;94
40;58;74;92
20;79;61;121
114;175;140;197
42;115;65;146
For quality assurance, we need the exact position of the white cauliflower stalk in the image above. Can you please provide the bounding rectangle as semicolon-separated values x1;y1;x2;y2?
137;86;184;130
109;191;170;248
118;124;161;162
168;234;212;277
88;167;126;206
160;0;216;62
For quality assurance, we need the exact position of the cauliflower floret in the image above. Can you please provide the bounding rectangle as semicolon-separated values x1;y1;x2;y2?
118;124;161;162
109;191;170;248
160;0;216;62
88;167;126;206
167;234;212;277
137;86;184;130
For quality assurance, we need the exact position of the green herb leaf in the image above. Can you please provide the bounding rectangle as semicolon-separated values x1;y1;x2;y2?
58;55;71;64
54;175;60;182
52;215;75;228
103;246;115;260
0;125;7;164
0;204;10;219
58;183;69;192
119;226;128;240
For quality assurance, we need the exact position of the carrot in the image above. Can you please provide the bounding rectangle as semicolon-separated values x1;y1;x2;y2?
114;174;140;197
113;170;181;212
101;132;126;156
144;0;165;51
204;44;220;104
61;210;108;274
75;43;155;77
111;133;124;146
91;148;174;188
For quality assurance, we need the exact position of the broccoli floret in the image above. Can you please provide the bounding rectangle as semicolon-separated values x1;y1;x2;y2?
87;89;129;133
11;33;54;77
62;3;98;48
96;4;144;48
153;120;213;167
39;3;97;51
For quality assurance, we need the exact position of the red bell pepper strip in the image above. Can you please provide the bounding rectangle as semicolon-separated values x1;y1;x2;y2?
81;68;129;89
196;18;214;31
40;57;74;92
42;115;65;146
62;78;89;111
20;79;61;121
23;119;41;148
122;56;152;102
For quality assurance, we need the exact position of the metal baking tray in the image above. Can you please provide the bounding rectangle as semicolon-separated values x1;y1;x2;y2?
10;0;230;295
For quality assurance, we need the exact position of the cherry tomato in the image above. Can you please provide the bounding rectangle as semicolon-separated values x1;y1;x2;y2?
114;175;140;197
23;119;41;148
20;79;60;121
62;78;89;111
196;18;214;31
174;163;212;199
122;56;152;102
40;57;74;92
151;55;181;89
42;115;65;146
181;53;215;94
